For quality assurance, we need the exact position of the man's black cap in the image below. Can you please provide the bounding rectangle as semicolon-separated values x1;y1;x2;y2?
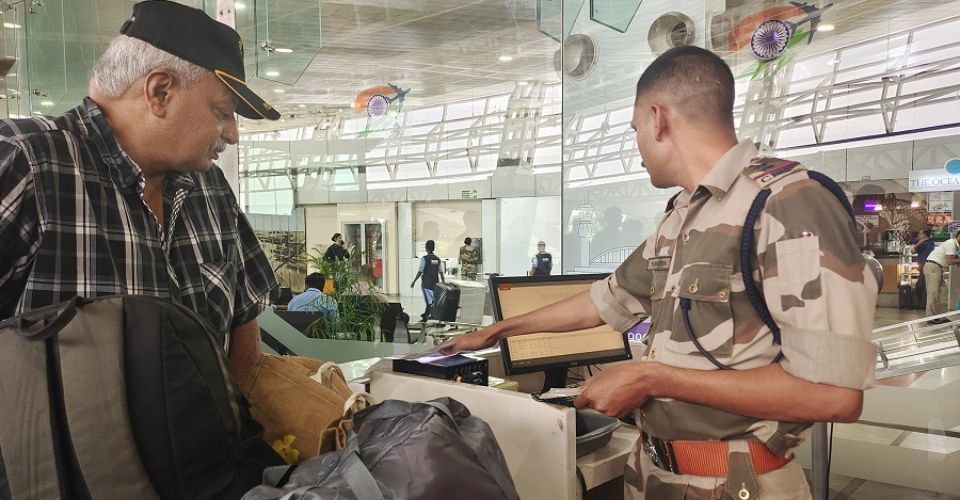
119;0;280;121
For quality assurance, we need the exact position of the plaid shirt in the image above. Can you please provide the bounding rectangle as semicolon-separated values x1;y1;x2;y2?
0;98;277;342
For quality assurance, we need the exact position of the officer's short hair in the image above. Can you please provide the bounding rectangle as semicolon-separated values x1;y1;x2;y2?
635;46;735;128
464;237;472;245
426;240;435;252
331;232;342;242
305;272;325;290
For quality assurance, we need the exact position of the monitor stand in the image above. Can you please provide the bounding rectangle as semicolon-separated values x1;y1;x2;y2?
541;368;568;393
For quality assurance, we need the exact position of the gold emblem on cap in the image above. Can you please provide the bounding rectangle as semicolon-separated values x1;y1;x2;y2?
263;103;273;110
239;39;244;51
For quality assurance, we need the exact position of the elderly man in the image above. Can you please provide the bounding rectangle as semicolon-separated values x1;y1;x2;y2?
0;0;280;386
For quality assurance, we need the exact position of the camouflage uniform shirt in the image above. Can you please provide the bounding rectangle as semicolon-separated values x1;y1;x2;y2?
590;139;878;498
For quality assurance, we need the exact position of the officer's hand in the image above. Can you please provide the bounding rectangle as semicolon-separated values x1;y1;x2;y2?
438;328;499;355
574;362;661;418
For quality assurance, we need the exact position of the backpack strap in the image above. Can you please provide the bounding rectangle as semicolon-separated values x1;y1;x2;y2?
739;161;856;350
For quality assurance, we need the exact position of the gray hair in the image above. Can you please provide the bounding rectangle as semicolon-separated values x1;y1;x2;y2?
90;35;212;98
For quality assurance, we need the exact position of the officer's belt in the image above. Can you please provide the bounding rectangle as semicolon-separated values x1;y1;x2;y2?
641;431;790;477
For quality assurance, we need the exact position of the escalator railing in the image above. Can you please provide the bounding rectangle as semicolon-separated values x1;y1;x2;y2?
872;310;960;379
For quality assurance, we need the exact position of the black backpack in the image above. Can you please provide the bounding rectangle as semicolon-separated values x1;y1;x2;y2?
0;295;283;500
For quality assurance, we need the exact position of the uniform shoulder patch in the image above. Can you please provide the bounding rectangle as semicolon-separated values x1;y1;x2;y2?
742;157;806;189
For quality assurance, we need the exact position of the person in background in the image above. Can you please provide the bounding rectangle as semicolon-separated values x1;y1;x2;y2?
323;233;350;262
459;237;480;280
287;272;338;322
528;241;553;276
923;230;960;323
351;264;387;303
913;228;935;308
410;240;445;322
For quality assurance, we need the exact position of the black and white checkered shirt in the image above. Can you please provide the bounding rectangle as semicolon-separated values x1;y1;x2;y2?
0;98;277;341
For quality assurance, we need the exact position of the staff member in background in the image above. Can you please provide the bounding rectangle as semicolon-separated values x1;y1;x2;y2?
0;0;280;387
441;46;877;499
528;241;553;276
323;232;351;262
459;237;480;280
410;240;444;322
913;228;935;309
923;230;960;323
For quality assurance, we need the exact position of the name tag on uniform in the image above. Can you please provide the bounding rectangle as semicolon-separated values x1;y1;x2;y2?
647;257;671;272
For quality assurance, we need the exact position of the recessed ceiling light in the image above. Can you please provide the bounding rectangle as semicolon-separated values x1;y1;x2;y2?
517;81;529;86
32;110;43;115
310;171;318;179
498;55;513;62
275;48;294;54
817;23;835;32
274;88;286;94
4;23;21;29
7;73;16;77
40;100;53;106
265;70;280;77
235;2;246;10
297;104;306;108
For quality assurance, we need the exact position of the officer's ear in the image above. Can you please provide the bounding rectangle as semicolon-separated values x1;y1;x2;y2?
649;103;668;142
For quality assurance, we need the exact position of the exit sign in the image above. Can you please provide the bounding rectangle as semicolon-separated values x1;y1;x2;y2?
461;190;479;199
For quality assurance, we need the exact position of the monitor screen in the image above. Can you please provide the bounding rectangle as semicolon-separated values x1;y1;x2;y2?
490;274;632;375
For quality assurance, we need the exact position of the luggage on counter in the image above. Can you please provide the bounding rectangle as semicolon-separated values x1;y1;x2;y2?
899;284;914;309
430;283;460;323
0;295;282;500
243;397;520;500
240;353;373;464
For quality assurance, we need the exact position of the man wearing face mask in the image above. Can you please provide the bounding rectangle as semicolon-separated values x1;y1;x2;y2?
441;46;877;499
0;0;281;388
323;232;351;262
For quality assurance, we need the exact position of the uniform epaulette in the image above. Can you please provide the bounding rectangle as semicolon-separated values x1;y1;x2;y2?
742;157;806;189
665;191;682;212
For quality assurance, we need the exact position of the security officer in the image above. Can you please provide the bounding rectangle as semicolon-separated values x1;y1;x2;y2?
528;241;553;276
440;46;877;499
411;239;445;322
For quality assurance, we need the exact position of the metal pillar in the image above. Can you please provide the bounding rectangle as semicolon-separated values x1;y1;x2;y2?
811;422;829;500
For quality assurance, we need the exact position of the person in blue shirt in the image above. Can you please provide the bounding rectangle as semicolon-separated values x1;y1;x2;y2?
287;272;339;322
410;240;445;322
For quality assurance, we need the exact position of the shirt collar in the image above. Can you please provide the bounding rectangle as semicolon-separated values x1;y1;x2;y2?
76;97;195;195
697;139;759;200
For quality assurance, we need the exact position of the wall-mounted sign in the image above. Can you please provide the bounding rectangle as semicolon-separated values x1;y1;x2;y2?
928;192;953;213
460;190;479;199
909;168;960;193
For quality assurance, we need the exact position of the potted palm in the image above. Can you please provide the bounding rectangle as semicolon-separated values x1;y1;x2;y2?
302;245;384;341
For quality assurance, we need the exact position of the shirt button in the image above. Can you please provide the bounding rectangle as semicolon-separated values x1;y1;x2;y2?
650;286;656;295
688;279;700;294
682;232;691;243
650;348;657;359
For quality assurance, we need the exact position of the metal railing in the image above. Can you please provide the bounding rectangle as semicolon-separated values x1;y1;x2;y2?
872;310;960;379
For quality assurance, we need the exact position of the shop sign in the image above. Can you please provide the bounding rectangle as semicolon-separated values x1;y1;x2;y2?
928;192;954;213
460;189;479;199
908;168;960;193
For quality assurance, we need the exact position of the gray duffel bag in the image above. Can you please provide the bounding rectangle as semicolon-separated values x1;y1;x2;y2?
243;397;520;500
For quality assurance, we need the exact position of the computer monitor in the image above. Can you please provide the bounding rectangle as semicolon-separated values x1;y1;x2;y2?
489;274;632;391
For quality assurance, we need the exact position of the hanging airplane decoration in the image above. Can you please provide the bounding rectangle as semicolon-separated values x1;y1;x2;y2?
353;83;411;118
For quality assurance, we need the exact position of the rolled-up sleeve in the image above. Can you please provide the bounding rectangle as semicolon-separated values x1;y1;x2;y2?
758;178;878;389
231;209;279;328
590;240;654;332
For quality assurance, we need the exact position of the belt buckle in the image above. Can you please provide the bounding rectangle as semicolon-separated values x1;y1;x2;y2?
642;433;671;472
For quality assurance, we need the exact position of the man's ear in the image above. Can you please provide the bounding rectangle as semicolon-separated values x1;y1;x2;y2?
650;103;668;142
143;69;177;118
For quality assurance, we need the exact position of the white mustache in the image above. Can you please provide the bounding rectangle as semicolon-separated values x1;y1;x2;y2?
210;140;228;154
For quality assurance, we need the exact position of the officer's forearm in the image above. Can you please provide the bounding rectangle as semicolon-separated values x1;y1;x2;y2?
653;362;863;423
490;290;604;341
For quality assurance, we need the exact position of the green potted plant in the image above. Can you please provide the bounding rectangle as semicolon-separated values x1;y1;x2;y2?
302;245;384;341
